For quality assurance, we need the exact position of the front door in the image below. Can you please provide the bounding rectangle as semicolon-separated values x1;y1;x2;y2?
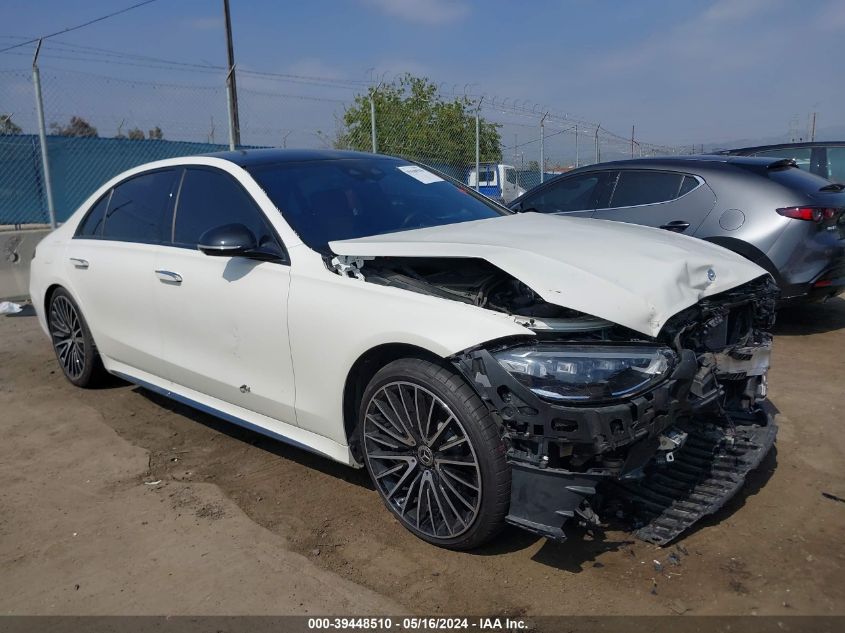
153;166;297;427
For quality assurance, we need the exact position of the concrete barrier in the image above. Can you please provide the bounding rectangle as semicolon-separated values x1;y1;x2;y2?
1;226;51;301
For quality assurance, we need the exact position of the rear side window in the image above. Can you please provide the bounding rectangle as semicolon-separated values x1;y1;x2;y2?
173;168;276;248
678;175;699;196
753;147;812;171
75;191;110;238
102;170;178;244
523;173;600;213
609;171;684;208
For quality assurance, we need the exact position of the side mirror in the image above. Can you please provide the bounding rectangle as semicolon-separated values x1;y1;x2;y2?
511;202;523;212
198;223;257;256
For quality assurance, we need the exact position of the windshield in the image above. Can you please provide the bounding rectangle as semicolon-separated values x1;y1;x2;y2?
248;157;508;253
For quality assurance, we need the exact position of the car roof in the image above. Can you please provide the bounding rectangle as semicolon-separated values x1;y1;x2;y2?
718;141;845;154
561;155;791;172
203;148;397;167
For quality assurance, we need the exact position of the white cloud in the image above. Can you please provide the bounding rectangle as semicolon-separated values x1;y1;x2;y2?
361;0;470;25
701;0;771;23
186;16;223;30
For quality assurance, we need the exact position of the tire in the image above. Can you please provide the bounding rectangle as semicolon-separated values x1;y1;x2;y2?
358;357;510;550
47;287;106;388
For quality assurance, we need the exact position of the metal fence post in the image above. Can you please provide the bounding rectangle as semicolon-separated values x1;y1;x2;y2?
370;92;377;154
539;112;547;183
575;124;579;168
32;39;56;229
475;96;483;191
225;66;236;150
594;125;600;165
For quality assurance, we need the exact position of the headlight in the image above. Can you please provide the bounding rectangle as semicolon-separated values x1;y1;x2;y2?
492;344;676;403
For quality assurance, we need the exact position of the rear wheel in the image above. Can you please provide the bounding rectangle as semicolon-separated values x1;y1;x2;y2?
359;358;510;550
47;288;106;387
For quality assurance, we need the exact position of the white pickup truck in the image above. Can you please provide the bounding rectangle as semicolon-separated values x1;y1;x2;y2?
467;163;526;204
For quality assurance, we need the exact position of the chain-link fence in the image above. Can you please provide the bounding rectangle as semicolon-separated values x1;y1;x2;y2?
1;50;688;226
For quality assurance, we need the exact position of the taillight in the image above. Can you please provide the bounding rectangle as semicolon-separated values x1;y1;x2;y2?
776;206;839;222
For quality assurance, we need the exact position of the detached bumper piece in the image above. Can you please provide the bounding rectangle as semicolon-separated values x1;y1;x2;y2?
614;416;777;545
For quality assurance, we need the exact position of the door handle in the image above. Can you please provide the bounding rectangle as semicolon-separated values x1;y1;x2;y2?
69;257;89;269
155;270;182;284
659;220;690;233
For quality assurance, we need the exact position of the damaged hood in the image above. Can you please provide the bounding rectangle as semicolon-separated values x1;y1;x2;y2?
329;212;768;337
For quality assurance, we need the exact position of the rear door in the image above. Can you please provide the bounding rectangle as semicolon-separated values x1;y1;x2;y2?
67;168;179;376
592;169;715;234
514;170;613;218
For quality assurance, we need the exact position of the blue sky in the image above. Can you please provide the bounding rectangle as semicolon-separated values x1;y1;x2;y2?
2;0;843;152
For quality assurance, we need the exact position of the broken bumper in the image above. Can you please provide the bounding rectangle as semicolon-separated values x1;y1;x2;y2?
506;414;776;544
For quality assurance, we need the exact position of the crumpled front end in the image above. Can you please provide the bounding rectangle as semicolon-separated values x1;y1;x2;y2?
452;274;779;545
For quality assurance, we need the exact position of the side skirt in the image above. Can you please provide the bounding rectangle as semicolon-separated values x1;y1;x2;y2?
107;365;357;467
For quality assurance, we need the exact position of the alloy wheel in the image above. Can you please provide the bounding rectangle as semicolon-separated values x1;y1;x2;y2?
363;381;482;539
49;295;86;380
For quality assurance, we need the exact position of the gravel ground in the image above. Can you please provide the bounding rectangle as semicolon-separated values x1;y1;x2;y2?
1;297;843;616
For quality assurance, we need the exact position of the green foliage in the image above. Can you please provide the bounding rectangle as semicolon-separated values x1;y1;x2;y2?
0;114;22;135
148;126;163;140
50;116;98;137
337;74;501;166
127;127;145;140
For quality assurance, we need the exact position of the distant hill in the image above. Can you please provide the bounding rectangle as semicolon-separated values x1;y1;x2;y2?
701;125;845;152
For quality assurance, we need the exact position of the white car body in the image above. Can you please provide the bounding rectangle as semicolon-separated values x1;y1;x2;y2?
30;153;766;467
30;150;779;548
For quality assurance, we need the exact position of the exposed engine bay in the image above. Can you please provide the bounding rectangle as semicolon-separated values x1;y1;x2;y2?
337;255;779;544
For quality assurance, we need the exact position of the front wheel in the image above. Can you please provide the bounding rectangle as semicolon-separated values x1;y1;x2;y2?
359;358;510;550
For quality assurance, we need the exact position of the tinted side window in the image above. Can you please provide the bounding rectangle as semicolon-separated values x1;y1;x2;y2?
103;170;178;244
523;173;600;213
173;168;276;248
610;171;684;208
75;191;111;238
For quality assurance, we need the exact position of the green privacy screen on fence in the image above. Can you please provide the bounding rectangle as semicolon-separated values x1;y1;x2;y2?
0;135;247;225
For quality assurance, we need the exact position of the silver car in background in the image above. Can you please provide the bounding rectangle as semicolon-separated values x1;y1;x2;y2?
509;156;845;303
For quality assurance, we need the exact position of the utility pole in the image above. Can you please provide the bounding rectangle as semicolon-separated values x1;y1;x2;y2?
223;0;240;148
811;112;817;142
631;125;635;158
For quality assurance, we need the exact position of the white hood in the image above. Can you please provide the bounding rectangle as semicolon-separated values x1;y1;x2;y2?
329;212;768;337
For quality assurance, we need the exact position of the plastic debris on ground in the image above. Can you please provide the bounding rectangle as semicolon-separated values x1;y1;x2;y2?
0;301;23;314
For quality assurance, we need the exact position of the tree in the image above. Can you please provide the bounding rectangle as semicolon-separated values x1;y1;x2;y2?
50;116;98;137
127;127;145;140
1;114;22;135
337;74;501;166
148;126;163;140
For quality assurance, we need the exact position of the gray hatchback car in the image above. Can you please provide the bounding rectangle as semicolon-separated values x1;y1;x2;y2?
509;156;845;302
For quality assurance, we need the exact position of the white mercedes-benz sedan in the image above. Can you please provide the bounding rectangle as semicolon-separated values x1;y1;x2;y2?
31;149;779;549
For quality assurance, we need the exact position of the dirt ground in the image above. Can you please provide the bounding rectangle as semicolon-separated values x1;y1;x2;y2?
1;297;844;616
